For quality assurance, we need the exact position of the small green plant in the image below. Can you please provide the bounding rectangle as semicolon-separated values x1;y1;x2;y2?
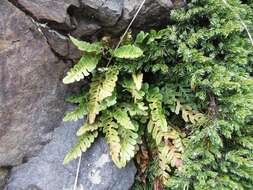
63;0;253;189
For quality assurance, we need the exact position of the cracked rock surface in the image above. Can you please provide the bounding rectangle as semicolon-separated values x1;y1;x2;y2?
5;110;136;190
0;0;68;167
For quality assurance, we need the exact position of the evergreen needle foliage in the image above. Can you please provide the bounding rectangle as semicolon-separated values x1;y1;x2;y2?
63;0;253;189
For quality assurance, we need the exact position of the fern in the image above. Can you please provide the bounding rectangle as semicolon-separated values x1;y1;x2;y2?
63;55;100;84
102;117;121;167
113;108;136;131
147;88;168;133
113;44;143;59
174;100;205;124
87;66;119;124
118;127;139;168
70;36;103;53
63;131;98;164
63;101;87;122
77;122;100;136
63;1;253;189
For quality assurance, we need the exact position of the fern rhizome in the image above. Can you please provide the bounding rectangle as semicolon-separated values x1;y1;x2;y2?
63;0;253;189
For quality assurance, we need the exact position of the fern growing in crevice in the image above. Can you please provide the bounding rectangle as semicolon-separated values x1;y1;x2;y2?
62;0;253;189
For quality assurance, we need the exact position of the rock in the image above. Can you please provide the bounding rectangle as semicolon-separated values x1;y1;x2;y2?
0;0;68;166
108;0;186;34
9;0;80;30
0;168;9;189
70;19;101;38
42;28;70;57
82;0;124;26
5;112;137;190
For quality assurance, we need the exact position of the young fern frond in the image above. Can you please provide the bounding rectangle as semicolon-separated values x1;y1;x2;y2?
102;118;121;167
132;72;143;91
87;66;119;124
69;36;103;53
122;79;145;102
98;65;120;101
113;44;143;59
77;122;101;136
174;100;205;124
63;55;100;84
118;127;139;168
113;108;136;130
63;101;87;122
63;131;98;164
147;87;168;132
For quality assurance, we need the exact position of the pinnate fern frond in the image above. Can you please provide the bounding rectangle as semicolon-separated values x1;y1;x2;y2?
132;73;143;91
77;122;100;136
102;118;121;167
63;131;98;164
147;88;168;132
63;55;100;84
63;101;87;122
87;66;119;124
87;74;103;124
157;134;184;184
98;66;119;101
70;36;103;53
113;45;143;59
114;108;136;130
118;128;139;168
175;100;205;124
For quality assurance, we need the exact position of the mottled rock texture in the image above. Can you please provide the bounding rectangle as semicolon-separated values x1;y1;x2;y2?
0;169;9;189
5;114;136;190
0;0;67;166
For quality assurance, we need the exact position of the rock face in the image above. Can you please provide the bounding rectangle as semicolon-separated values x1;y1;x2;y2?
10;0;80;30
0;0;67;166
5;115;136;190
82;0;124;27
0;169;8;189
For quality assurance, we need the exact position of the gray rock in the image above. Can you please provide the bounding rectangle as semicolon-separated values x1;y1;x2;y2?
109;0;186;34
70;19;101;38
82;0;124;26
0;168;9;189
5;114;137;190
10;0;80;30
0;0;68;166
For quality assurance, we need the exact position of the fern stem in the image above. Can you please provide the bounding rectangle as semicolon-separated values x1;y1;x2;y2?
73;154;82;190
106;0;147;66
221;0;253;46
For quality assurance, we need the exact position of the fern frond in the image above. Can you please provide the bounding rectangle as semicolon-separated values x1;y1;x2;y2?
70;36;103;53
87;66;119;124
175;100;205;124
147;88;168;132
63;55;100;84
113;45;143;59
157;144;171;184
114;108;136;130
118;127;139;168
65;94;84;104
63;101;87;122
77;122;100;136
157;138;184;184
87;74;103;124
122;79;145;102
98;66;119;101
63;131;98;164
132;73;143;91
102;118;121;167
